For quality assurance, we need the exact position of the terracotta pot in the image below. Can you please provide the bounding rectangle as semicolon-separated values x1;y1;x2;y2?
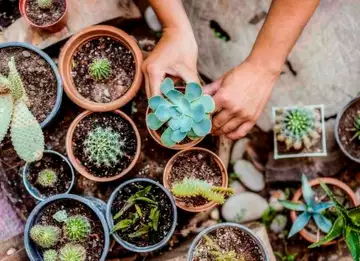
163;147;228;212
59;25;143;112
65;110;141;182
19;0;68;32
290;177;357;245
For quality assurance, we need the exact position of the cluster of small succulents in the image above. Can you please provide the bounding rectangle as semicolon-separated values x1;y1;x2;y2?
37;0;53;9
37;169;57;187
89;58;112;81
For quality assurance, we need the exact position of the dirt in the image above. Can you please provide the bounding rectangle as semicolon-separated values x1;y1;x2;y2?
73;112;137;178
111;181;173;247
27;153;72;198
25;0;66;26
168;151;222;208
72;37;136;103
0;0;20;31
32;199;105;260
0;47;57;123
193;227;265;261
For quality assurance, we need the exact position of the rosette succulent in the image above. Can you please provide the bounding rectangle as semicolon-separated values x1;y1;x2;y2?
146;78;215;147
30;225;61;248
89;58;111;81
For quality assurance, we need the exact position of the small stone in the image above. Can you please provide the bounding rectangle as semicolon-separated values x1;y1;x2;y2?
210;208;220;221
7;248;16;255
103;89;110;97
233;160;265;191
270;214;287;233
230;180;246;194
269;190;286;211
144;6;162;32
22;50;31;57
230;138;250;163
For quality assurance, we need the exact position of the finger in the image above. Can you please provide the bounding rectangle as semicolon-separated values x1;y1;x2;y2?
147;67;164;97
221;117;246;134
203;77;223;96
144;73;152;99
212;110;233;131
226;121;254;140
175;64;200;84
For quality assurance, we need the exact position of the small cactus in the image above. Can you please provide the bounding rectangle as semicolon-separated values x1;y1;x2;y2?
64;216;91;241
43;249;58;261
37;0;53;9
59;244;86;261
30;225;61;248
83;127;124;167
37;169;57;187
89;58;111;80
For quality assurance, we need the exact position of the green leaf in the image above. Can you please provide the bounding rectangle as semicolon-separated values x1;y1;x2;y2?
349;207;360;226
313;213;332;234
135;204;142;217
0;94;13;143
135;196;157;205
345;228;360;261
320;182;347;213
301;174;314;207
171;129;187;143
155;104;172;122
278;200;306;211
192;115;212;137
288;212;311;238
113;200;135;220
128;224;149;238
146;112;164;130
191;94;215;113
309;216;344;248
134;185;152;198
313;202;335;213
161;127;177;147
149;96;170;110
160;77;174;95
112;219;133;233
185;82;202;102
151;208;160;231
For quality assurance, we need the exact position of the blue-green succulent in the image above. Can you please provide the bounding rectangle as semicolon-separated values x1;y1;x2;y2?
146;78;215;147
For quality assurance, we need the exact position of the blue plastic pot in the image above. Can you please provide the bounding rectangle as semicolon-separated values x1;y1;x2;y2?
0;42;63;128
23;150;75;201
106;178;178;253
187;223;270;261
24;194;110;261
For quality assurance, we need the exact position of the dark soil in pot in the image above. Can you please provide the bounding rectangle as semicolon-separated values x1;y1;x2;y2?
111;181;173;247
0;0;20;30
25;0;66;26
0;47;57;123
73;112;137;178
169;151;222;208
72;37;135;103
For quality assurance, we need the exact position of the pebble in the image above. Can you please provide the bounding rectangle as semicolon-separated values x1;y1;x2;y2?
269;190;286;211
210;208;220;221
230;180;246;194
22;50;31;57
233;160;265;192
270;214;287;233
144;6;162;32
230;138;250;163
7;248;16;255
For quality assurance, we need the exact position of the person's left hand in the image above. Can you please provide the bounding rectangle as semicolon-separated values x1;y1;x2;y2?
204;58;280;140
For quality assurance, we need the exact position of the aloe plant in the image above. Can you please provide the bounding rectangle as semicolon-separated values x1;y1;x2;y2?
279;175;334;237
346;112;360;142
146;78;215;147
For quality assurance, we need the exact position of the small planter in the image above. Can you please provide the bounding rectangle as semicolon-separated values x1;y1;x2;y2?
23;150;75;201
24;194;110;261
19;0;68;32
106;178;177;253
272;105;327;159
163;147;229;212
59;25;143;112
0;42;63;128
187;223;269;261
66;110;141;182
290;177;357;244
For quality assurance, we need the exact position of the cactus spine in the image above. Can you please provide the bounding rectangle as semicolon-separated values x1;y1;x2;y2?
30;225;61;248
64;215;91;241
59;244;86;261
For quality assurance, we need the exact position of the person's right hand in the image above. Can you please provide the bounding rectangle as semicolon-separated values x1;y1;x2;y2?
142;27;199;98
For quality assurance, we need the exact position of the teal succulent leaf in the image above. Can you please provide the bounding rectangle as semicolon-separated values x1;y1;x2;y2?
155;104;172;122
146;113;164;130
168;106;182;119
165;89;184;105
169;117;182;130
160;78;174;95
161;127;176;147
192;115;212;136
278;200;306;211
180;116;193;133
149;96;170;110
191;104;205;123
171;129;187;143
345;228;360;261
192;94;215;113
313;213;332;233
185;82;202;102
314;202;335;213
187;129;200;140
302;175;314;207
309;216;344;248
288;212;311;238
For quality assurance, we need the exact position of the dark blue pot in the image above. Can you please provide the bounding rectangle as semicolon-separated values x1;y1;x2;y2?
0;42;63;128
24;194;110;261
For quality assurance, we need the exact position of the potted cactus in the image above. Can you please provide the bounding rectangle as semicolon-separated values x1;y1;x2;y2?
146;77;215;149
272;105;326;159
106;178;177;253
24;194;110;261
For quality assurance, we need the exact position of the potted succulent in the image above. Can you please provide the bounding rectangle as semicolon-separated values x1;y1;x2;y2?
23;150;75;201
106;178;177;253
187;223;269;261
19;0;68;32
24;194;110;261
272;105;327;159
146;77;215;150
66;110;141;182
163;147;230;212
59;25;143;112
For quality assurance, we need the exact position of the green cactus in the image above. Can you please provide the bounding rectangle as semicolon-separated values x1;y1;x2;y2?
37;169;57;187
64;216;91;241
83;127;124;167
89;58;111;80
43;249;58;261
30;225;61;248
0;57;44;162
59;244;86;261
37;0;53;9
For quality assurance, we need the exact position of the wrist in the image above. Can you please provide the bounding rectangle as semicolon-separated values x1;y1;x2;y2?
245;53;283;78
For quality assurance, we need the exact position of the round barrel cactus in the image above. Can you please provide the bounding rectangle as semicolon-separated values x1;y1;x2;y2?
37;169;57;187
59;244;86;261
64;215;91;241
37;0;53;9
89;58;111;81
30;225;61;248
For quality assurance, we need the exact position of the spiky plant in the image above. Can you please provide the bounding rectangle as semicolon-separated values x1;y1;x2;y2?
59;244;86;261
83;127;124;167
37;0;52;9
279;174;334;237
202;235;244;261
346;112;360;142
89;58;111;81
274;108;322;150
43;249;58;261
37;169;57;187
30;225;61;248
146;78;215;147
0;56;44;162
64;215;91;241
171;178;234;204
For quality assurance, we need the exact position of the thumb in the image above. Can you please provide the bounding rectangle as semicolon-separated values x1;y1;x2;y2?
203;76;224;96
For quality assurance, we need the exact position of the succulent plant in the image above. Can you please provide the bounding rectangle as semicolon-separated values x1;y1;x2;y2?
279;174;334;238
202;235;244;261
37;169;57;187
171;178;234;204
89;58;111;81
37;0;52;9
53;210;68;223
274;107;322;150
83;127;124;167
64;215;91;241
30;225;61;248
346;112;360;142
43;249;58;261
0;56;44;162
146;78;215;147
59;244;86;261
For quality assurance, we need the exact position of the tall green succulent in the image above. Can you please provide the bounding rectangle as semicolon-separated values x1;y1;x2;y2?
30;225;61;248
346;113;360;142
89;58;111;81
37;0;52;9
59;244;86;261
37;169;57;187
202;235;244;261
146;78;215;147
64;215;91;241
43;249;58;261
0;57;44;162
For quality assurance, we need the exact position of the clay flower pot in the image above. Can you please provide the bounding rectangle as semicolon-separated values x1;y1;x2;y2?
19;0;68;33
163;147;228;212
59;25;143;112
290;177;357;245
66;110;141;182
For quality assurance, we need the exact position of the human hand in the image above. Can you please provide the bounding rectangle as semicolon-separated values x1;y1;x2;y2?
204;58;280;140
